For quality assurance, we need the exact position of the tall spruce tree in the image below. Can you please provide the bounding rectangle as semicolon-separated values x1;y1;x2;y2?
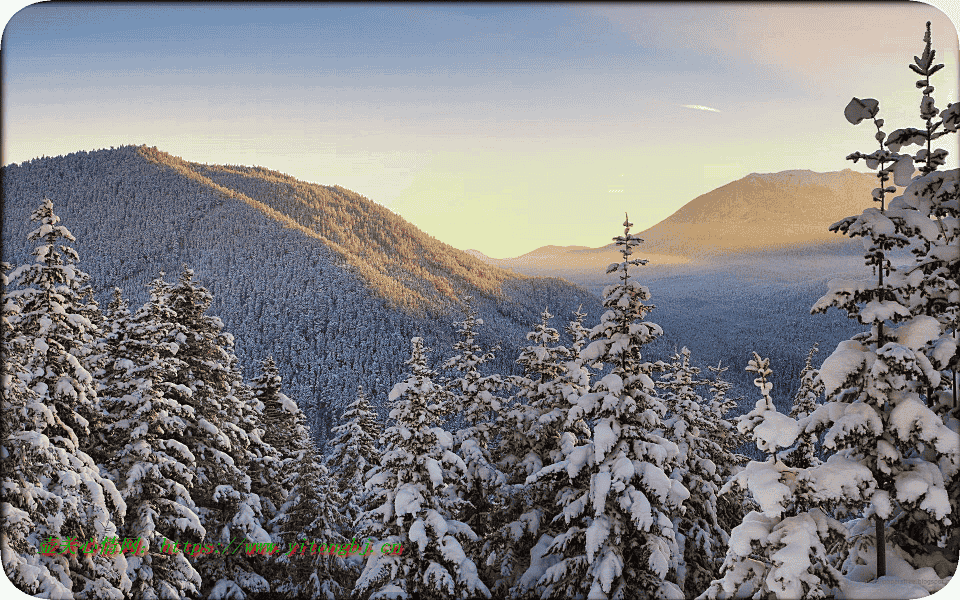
486;307;592;597
1;200;131;599
782;343;824;469
271;441;352;600
243;357;287;525
326;384;383;527
97;281;204;599
527;215;689;599
161;267;273;599
354;337;490;600
701;354;850;600
442;297;506;543
657;347;738;598
811;22;959;582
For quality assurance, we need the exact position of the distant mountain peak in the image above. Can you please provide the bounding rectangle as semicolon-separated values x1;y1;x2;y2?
634;168;878;256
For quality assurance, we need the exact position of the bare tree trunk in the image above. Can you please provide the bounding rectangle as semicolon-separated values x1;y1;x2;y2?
875;514;886;578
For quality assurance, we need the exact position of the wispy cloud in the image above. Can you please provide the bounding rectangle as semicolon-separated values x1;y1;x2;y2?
680;104;720;113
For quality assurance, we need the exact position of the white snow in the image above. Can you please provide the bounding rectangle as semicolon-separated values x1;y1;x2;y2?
892;316;941;350
393;484;423;516
278;392;299;414
839;576;929;599
423;457;443;489
517;534;559;594
592;471;611;514
752;411;800;452
819;340;866;394
585;514;611;563
408;518;428;550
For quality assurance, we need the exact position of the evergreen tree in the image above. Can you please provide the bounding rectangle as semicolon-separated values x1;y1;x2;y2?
811;22;959;582
657;347;737;598
5;197;101;450
781;343;823;469
98;280;204;599
442;297;506;542
243;357;287;525
270;442;352;600
1;201;131;599
485;308;591;597
527;215;689;599
326;384;382;527
354;337;491;600
703;361;749;541
161;267;273;599
700;354;848;599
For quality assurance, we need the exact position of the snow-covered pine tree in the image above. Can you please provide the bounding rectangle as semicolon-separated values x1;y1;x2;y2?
484;307;591;597
76;282;109;445
565;304;591;358
326;384;383;528
243;357;288;525
5;197;103;452
495;308;581;484
702;361;749;545
354;337;491;600
781;343;823;469
873;21;960;571
657;347;737;598
97;279;204;599
810;21;960;585
1;201;131;599
528;214;689;599
270;441;352;600
95;289;133;401
442;297;506;542
80;288;132;468
700;354;853;600
160;267;273;599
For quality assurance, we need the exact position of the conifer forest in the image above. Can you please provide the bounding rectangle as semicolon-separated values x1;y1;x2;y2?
2;19;959;600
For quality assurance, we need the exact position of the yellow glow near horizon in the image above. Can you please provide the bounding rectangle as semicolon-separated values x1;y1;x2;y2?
2;2;957;259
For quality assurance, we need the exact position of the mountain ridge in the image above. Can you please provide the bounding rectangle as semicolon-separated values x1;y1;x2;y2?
135;145;525;313
472;168;878;277
2;145;600;440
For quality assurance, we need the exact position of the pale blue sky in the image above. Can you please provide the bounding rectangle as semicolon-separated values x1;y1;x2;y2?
2;2;958;257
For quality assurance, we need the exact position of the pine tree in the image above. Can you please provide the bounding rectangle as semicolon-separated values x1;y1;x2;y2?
874;21;960;568
5;197;102;451
528;215;689;599
701;354;848;599
245;357;288;525
326;384;382;527
496;308;584;484
485;308;591;597
781;343;823;469
354;337;491;600
657;347;738;597
270;442;352;600
97;280;204;599
811;22;959;582
703;361;749;543
442;297;506;542
161;267;273;599
481;309;586;597
1;201;131;599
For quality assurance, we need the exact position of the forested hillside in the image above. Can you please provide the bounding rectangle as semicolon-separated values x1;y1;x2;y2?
1;146;599;439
